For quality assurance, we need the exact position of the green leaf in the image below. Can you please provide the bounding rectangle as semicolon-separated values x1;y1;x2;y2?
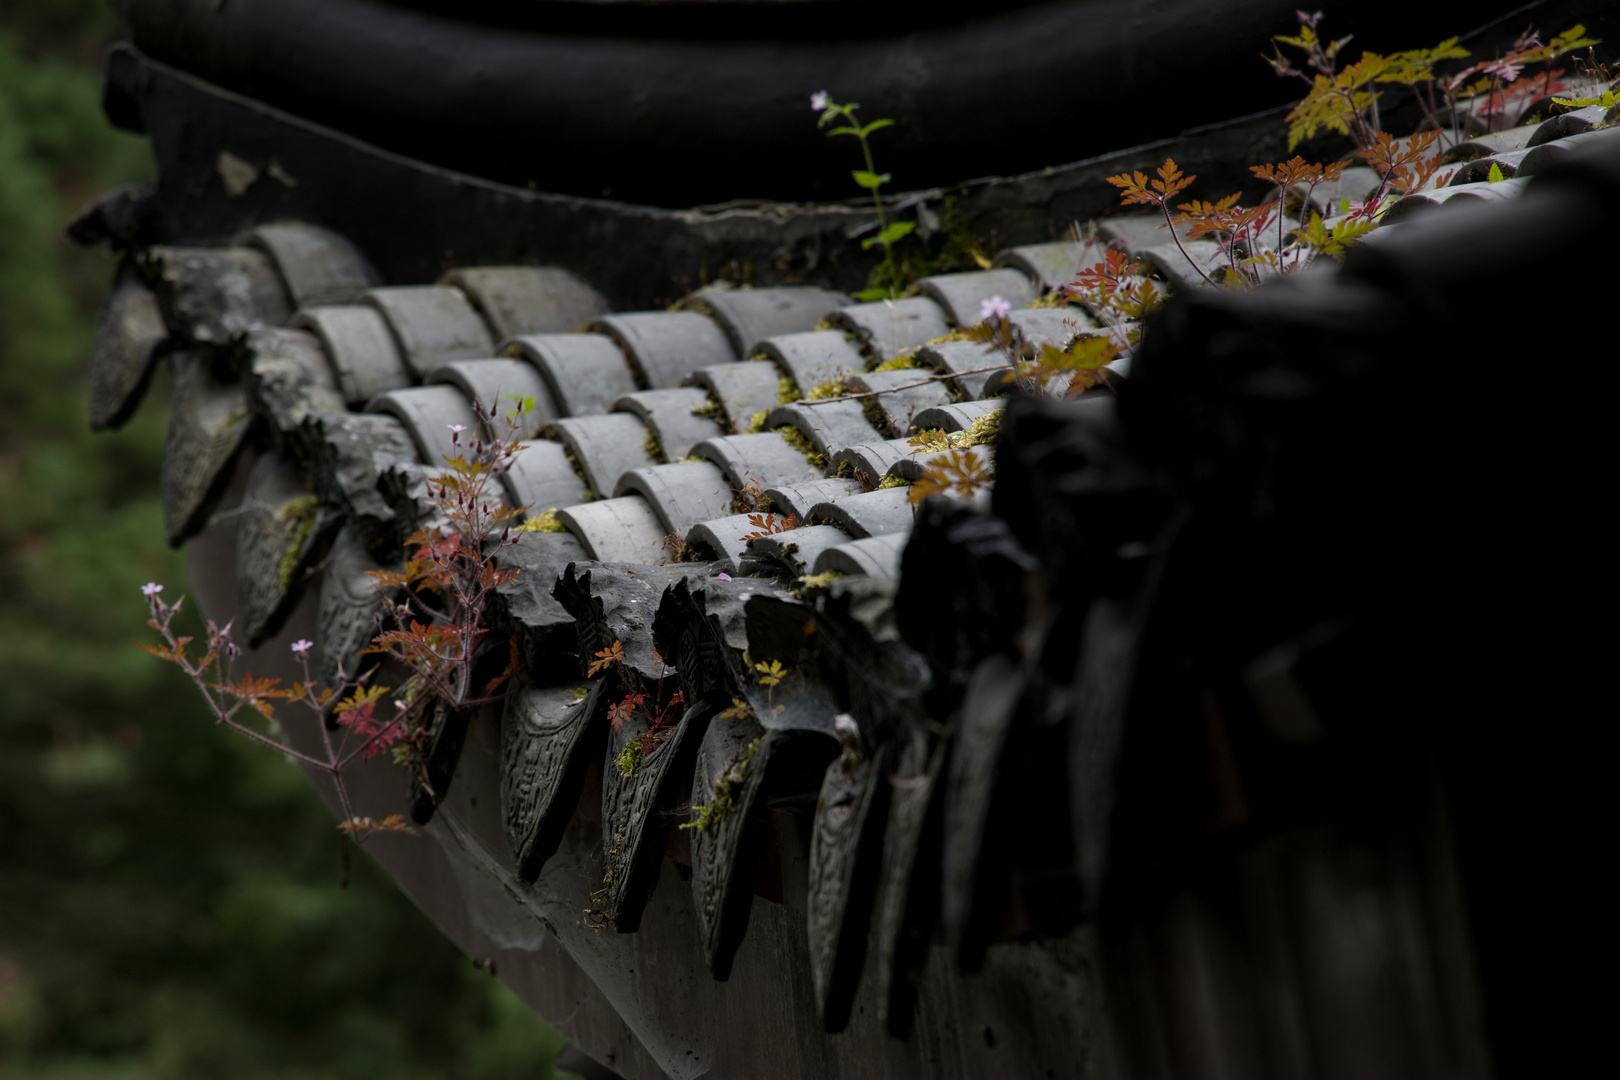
852;286;896;302
851;170;892;190
859;118;895;137
860;220;916;250
1486;162;1505;183
826;126;862;137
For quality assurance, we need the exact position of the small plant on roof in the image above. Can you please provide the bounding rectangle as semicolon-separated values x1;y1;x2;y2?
588;639;686;778
1268;11;1599;150
139;401;535;843
811;90;915;301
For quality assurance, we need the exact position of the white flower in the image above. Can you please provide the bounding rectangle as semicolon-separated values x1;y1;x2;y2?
141;582;164;597
979;295;1012;321
810;91;831;112
291;638;314;658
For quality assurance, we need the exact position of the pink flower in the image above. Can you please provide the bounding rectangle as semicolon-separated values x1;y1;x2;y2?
810;91;831;112
979;295;1012;321
447;423;466;444
141;582;164;597
291;639;314;659
717;572;733;581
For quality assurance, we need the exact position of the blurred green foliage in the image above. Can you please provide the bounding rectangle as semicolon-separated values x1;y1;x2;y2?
0;5;571;1078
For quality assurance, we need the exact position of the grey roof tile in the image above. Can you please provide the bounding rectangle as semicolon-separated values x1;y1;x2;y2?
139;245;292;345
556;495;670;562
763;477;863;519
808;487;916;539
548;412;657;496
427;358;556;437
689;360;780;430
842;369;953;436
594;310;737;388
1440;122;1543;163
88;265;167;431
747;524;851;574
830;439;914;485
1302;166;1383;212
234;450;331;647
914;340;1009;401
615;460;734;536
298;411;417;527
1528;104;1609;147
813;532;908;579
1098;213;1194;255
826;297;950;361
916;268;1038;325
315;524;388;693
162;349;254;545
364;384;483;467
489;530;586;685
293;304;412;406
685;512;767;572
690;286;849;356
1011;306;1097;342
693;431;824;491
241;326;348;438
614;387;725;459
365;284;496;377
499;680;602;882
1450;148;1534;185
1139;239;1226;290
888;443;993;482
443;266;606;340
912;399;1004;434
1518;129;1615;177
503;332;636;417
758;330;866;395
1381;176;1529;225
996;240;1103;290
238;222;380;307
767;400;883;459
501;439;589;515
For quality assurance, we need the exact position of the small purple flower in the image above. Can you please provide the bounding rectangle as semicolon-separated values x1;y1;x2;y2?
810;91;831;112
142;582;164;597
717;572;733;582
291;639;314;659
448;423;467;444
979;295;1012;321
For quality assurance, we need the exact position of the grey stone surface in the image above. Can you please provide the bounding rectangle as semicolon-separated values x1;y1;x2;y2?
429;358;556;437
88;265;169;431
240;326;347;438
502;439;591;515
162;349;254;545
808;488;916;540
691;286;848;357
299;410;418;528
615;388;725;460
488;528;586;683
615;461;735;537
758;330;866;396
366;284;495;377
140;244;292;345
238;221;380;307
445;266;607;340
234;449;329;646
293;304;412;406
689;360;781;431
558;496;671;564
504;332;638;417
827;297;950;361
595;311;737;388
366;384;483;468
550;413;659;497
694;432;824;492
916;268;1038;325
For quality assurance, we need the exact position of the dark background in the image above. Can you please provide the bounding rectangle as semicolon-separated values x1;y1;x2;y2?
0;3;573;1077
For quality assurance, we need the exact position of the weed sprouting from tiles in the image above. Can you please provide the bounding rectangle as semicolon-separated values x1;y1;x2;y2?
811;91;914;300
586;639;685;777
139;400;539;842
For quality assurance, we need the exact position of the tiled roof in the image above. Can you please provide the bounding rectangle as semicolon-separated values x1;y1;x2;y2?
81;34;1620;1073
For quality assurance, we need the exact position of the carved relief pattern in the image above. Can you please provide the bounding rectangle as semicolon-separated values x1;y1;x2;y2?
500;681;604;881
